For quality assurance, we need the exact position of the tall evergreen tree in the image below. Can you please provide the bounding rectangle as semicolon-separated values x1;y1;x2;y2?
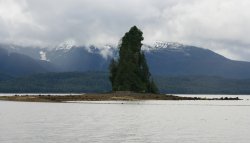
109;26;158;93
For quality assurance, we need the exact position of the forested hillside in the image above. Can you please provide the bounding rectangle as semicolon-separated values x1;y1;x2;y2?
1;72;250;94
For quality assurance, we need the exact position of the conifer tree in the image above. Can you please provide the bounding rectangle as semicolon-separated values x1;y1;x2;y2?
109;26;158;93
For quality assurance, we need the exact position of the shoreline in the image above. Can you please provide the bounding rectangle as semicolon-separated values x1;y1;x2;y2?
0;92;241;102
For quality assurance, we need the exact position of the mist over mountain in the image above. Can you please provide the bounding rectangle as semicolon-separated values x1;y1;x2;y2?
0;46;57;76
1;42;250;79
46;46;112;72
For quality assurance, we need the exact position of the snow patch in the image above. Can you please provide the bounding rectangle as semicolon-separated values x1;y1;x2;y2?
142;42;184;52
56;39;76;52
154;41;183;49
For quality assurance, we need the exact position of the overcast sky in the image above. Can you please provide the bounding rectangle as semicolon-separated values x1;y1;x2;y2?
1;0;250;61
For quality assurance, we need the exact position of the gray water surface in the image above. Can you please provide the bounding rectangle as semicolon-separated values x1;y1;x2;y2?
1;95;250;143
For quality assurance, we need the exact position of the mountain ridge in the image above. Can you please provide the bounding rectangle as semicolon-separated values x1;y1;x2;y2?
1;42;250;79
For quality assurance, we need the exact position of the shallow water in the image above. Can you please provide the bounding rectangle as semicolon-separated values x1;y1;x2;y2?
1;95;250;143
0;93;83;96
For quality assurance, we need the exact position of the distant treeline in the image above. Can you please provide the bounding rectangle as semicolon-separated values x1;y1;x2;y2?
0;72;111;93
155;75;250;94
1;72;250;94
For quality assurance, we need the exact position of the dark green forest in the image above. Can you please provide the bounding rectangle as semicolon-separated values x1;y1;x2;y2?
0;72;110;93
1;72;250;94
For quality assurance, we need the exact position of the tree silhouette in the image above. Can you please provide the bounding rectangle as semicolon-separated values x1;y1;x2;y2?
109;26;158;93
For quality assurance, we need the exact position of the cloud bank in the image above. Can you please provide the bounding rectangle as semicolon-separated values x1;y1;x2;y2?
0;0;250;61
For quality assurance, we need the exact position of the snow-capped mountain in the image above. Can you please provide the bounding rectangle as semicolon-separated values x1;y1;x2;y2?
2;42;250;79
143;42;192;57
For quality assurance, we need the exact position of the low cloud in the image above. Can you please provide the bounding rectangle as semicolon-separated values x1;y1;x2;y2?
0;0;250;61
39;51;49;61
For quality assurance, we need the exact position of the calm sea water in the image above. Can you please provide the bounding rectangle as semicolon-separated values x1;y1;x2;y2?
1;94;250;143
0;93;83;96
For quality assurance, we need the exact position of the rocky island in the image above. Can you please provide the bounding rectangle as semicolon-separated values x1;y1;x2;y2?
0;92;241;102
